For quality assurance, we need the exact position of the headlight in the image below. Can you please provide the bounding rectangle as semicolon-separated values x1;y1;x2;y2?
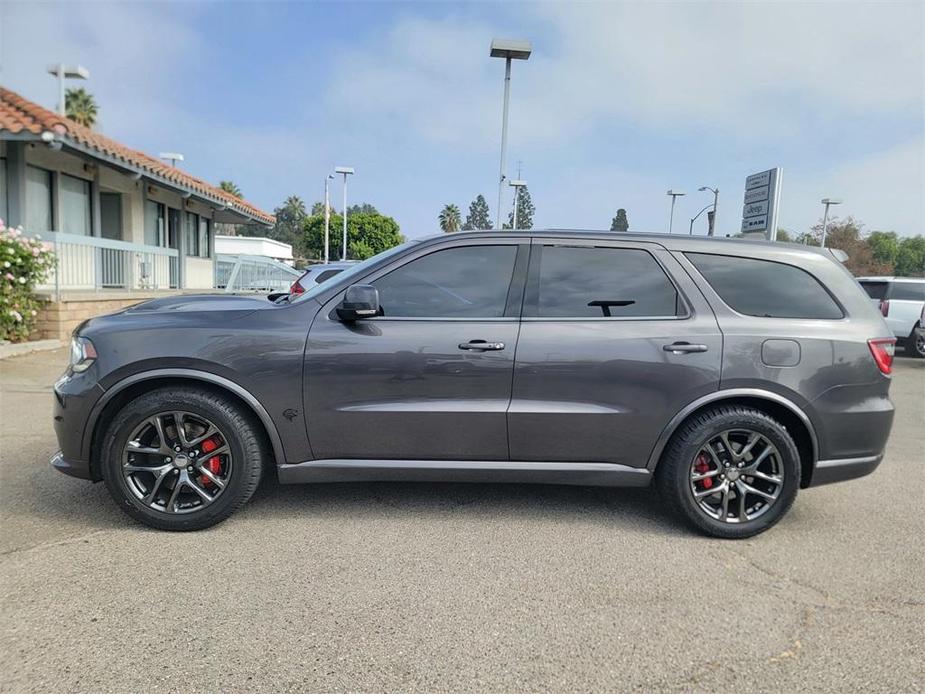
70;336;98;373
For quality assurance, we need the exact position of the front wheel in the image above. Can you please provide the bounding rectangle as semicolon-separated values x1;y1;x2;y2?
100;387;265;531
655;405;801;539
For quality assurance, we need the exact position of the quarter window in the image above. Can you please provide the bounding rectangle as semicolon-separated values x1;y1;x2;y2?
372;245;517;318
529;246;681;318
687;252;843;319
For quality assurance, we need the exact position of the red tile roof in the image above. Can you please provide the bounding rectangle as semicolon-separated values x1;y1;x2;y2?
0;87;274;225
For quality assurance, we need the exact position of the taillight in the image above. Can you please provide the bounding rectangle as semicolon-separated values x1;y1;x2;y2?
879;299;889;317
290;281;304;296
868;338;896;375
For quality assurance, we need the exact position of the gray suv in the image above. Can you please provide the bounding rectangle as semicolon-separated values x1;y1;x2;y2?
52;231;896;538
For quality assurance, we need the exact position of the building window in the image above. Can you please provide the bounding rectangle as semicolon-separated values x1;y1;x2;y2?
185;212;199;256
198;217;211;258
0;158;8;224
144;200;165;247
100;192;122;240
59;173;92;236
25;165;53;233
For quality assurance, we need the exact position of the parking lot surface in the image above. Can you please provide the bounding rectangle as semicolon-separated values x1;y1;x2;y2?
1;347;922;692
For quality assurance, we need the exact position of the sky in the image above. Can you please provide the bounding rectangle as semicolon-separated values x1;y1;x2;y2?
1;1;923;239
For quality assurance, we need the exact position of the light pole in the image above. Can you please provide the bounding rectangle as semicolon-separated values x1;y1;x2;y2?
159;152;184;167
689;204;713;235
490;39;532;230
820;197;842;247
323;174;334;264
666;190;686;234
335;166;354;260
698;186;719;236
508;179;527;229
46;64;90;116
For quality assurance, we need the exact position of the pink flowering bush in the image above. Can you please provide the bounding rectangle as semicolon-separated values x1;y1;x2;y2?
1;221;56;342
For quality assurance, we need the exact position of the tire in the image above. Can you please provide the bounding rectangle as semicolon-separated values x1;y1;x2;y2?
907;328;925;359
101;386;265;531
655;405;801;539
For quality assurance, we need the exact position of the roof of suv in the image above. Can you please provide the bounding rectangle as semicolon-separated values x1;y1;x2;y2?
417;229;836;256
856;276;925;283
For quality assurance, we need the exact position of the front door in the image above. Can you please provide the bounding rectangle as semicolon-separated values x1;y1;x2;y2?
305;239;528;461
509;238;722;467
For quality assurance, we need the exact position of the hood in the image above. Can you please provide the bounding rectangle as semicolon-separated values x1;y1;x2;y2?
124;294;273;314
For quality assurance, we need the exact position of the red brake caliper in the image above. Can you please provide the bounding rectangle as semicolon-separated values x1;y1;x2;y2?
694;453;713;490
199;437;222;487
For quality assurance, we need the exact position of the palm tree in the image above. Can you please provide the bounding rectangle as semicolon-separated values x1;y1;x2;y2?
65;88;98;128
439;204;461;233
283;196;306;217
219;181;243;199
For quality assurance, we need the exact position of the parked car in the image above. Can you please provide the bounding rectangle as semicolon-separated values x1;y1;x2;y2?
289;261;357;296
52;232;896;538
915;304;925;357
857;276;925;358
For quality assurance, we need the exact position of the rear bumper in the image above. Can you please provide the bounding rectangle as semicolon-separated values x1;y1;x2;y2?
809;454;883;487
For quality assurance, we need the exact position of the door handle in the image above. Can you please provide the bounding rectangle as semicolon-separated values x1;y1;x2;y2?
458;340;505;351
663;342;708;354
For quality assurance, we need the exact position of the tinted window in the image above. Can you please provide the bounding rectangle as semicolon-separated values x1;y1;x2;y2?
687;252;843;319
373;245;517;318
859;281;889;300
891;282;925;301
315;269;342;284
531;246;680;318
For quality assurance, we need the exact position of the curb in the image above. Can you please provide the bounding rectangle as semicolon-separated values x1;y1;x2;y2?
0;339;65;360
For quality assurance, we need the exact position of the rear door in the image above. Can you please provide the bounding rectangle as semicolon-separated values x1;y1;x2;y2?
305;238;528;461
508;238;722;467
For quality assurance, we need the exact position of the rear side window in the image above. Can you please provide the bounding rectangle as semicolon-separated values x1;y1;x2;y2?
859;281;889;300
529;246;681;318
890;282;925;301
314;269;342;284
686;253;843;319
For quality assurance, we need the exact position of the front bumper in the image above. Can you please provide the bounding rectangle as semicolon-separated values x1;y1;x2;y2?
809;454;884;487
52;371;105;481
50;450;93;480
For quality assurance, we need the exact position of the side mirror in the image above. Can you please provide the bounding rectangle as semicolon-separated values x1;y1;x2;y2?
336;284;380;321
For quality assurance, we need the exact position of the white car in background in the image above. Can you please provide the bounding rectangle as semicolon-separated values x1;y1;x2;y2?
857;276;925;358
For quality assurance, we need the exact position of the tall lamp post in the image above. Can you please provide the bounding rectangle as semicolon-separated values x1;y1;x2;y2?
689;204;713;235
666;190;686;234
698;186;719;236
323;174;334;264
335;166;354;260
509;179;527;229
490;39;532;230
47;64;90;116
820;198;842;247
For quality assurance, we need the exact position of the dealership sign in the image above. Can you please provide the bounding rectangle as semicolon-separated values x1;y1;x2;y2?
741;168;782;240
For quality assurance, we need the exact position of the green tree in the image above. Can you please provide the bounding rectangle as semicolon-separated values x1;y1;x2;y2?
219;181;243;199
895;236;925;277
867;231;900;267
65;87;98;128
808;217;891;276
775;229;793;242
270;196;309;257
347;203;379;215
506;186;535;229
439;204;462;233
462;195;493;230
302;211;403;261
610;209;629;232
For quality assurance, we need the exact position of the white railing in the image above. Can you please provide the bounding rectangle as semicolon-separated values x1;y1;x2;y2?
214;254;302;293
33;231;179;299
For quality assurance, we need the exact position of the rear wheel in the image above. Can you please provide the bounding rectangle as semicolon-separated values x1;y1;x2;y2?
655;405;800;539
908;328;925;359
101;387;265;531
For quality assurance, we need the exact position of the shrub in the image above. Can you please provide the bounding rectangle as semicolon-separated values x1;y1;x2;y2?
1;221;56;342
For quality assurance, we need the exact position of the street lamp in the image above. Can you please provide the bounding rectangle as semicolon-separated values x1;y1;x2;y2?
666;190;686;234
47;64;90;117
820;197;843;248
689;204;713;235
698;186;719;236
159;152;184;167
323;174;335;264
509;179;527;229
335;166;354;261
490;38;532;230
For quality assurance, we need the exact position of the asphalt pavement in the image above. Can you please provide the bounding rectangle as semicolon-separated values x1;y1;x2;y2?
1;347;922;692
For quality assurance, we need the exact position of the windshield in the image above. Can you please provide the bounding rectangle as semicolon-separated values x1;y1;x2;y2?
291;240;421;303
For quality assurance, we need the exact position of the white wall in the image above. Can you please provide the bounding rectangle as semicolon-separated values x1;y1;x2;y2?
184;257;213;289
